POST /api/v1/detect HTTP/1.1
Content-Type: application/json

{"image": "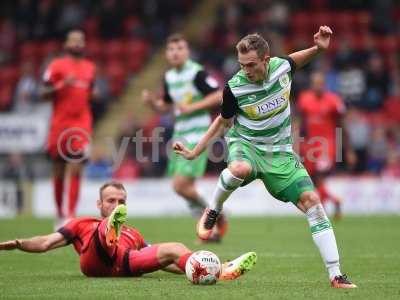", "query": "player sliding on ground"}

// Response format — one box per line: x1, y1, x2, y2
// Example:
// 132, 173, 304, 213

174, 26, 356, 288
0, 181, 256, 280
